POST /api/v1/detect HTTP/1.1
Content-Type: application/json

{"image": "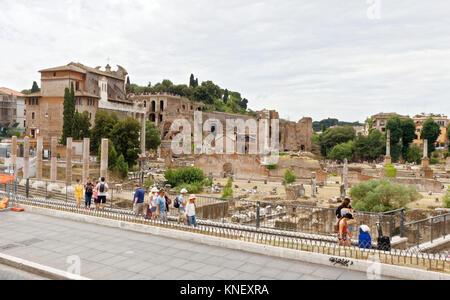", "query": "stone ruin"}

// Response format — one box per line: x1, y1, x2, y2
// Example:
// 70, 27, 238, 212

284, 184, 306, 200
